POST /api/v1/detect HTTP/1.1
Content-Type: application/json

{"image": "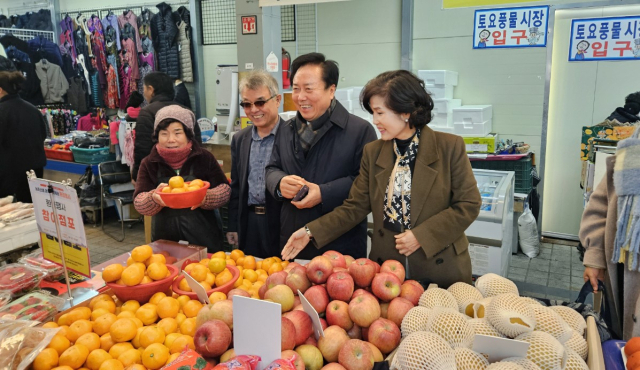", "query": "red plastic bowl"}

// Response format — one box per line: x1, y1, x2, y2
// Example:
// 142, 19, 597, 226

156, 181, 210, 209
172, 264, 240, 299
106, 264, 179, 303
